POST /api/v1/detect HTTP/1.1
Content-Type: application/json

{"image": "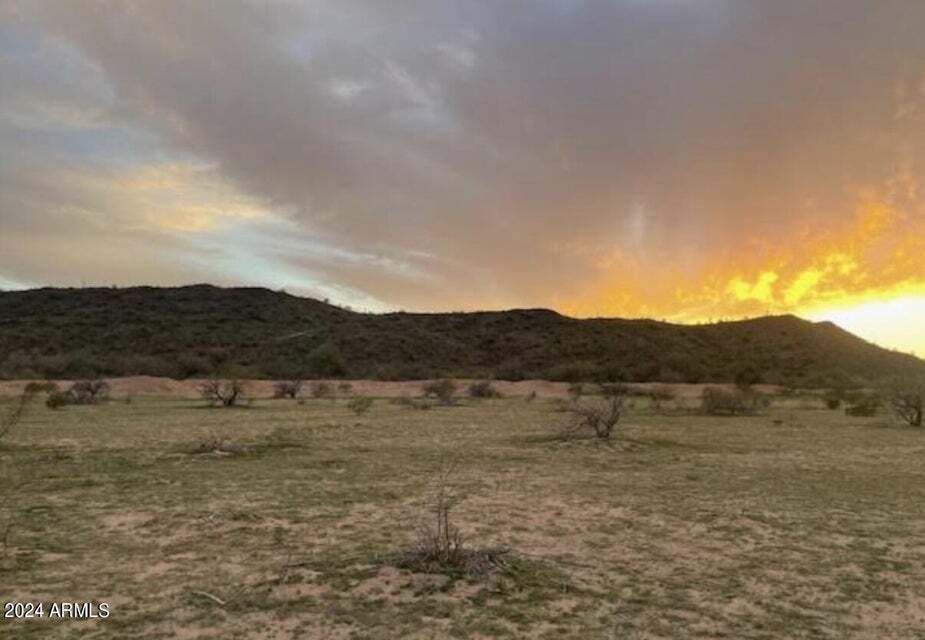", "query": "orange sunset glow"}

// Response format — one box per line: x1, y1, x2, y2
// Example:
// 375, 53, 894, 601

1, 1, 924, 355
